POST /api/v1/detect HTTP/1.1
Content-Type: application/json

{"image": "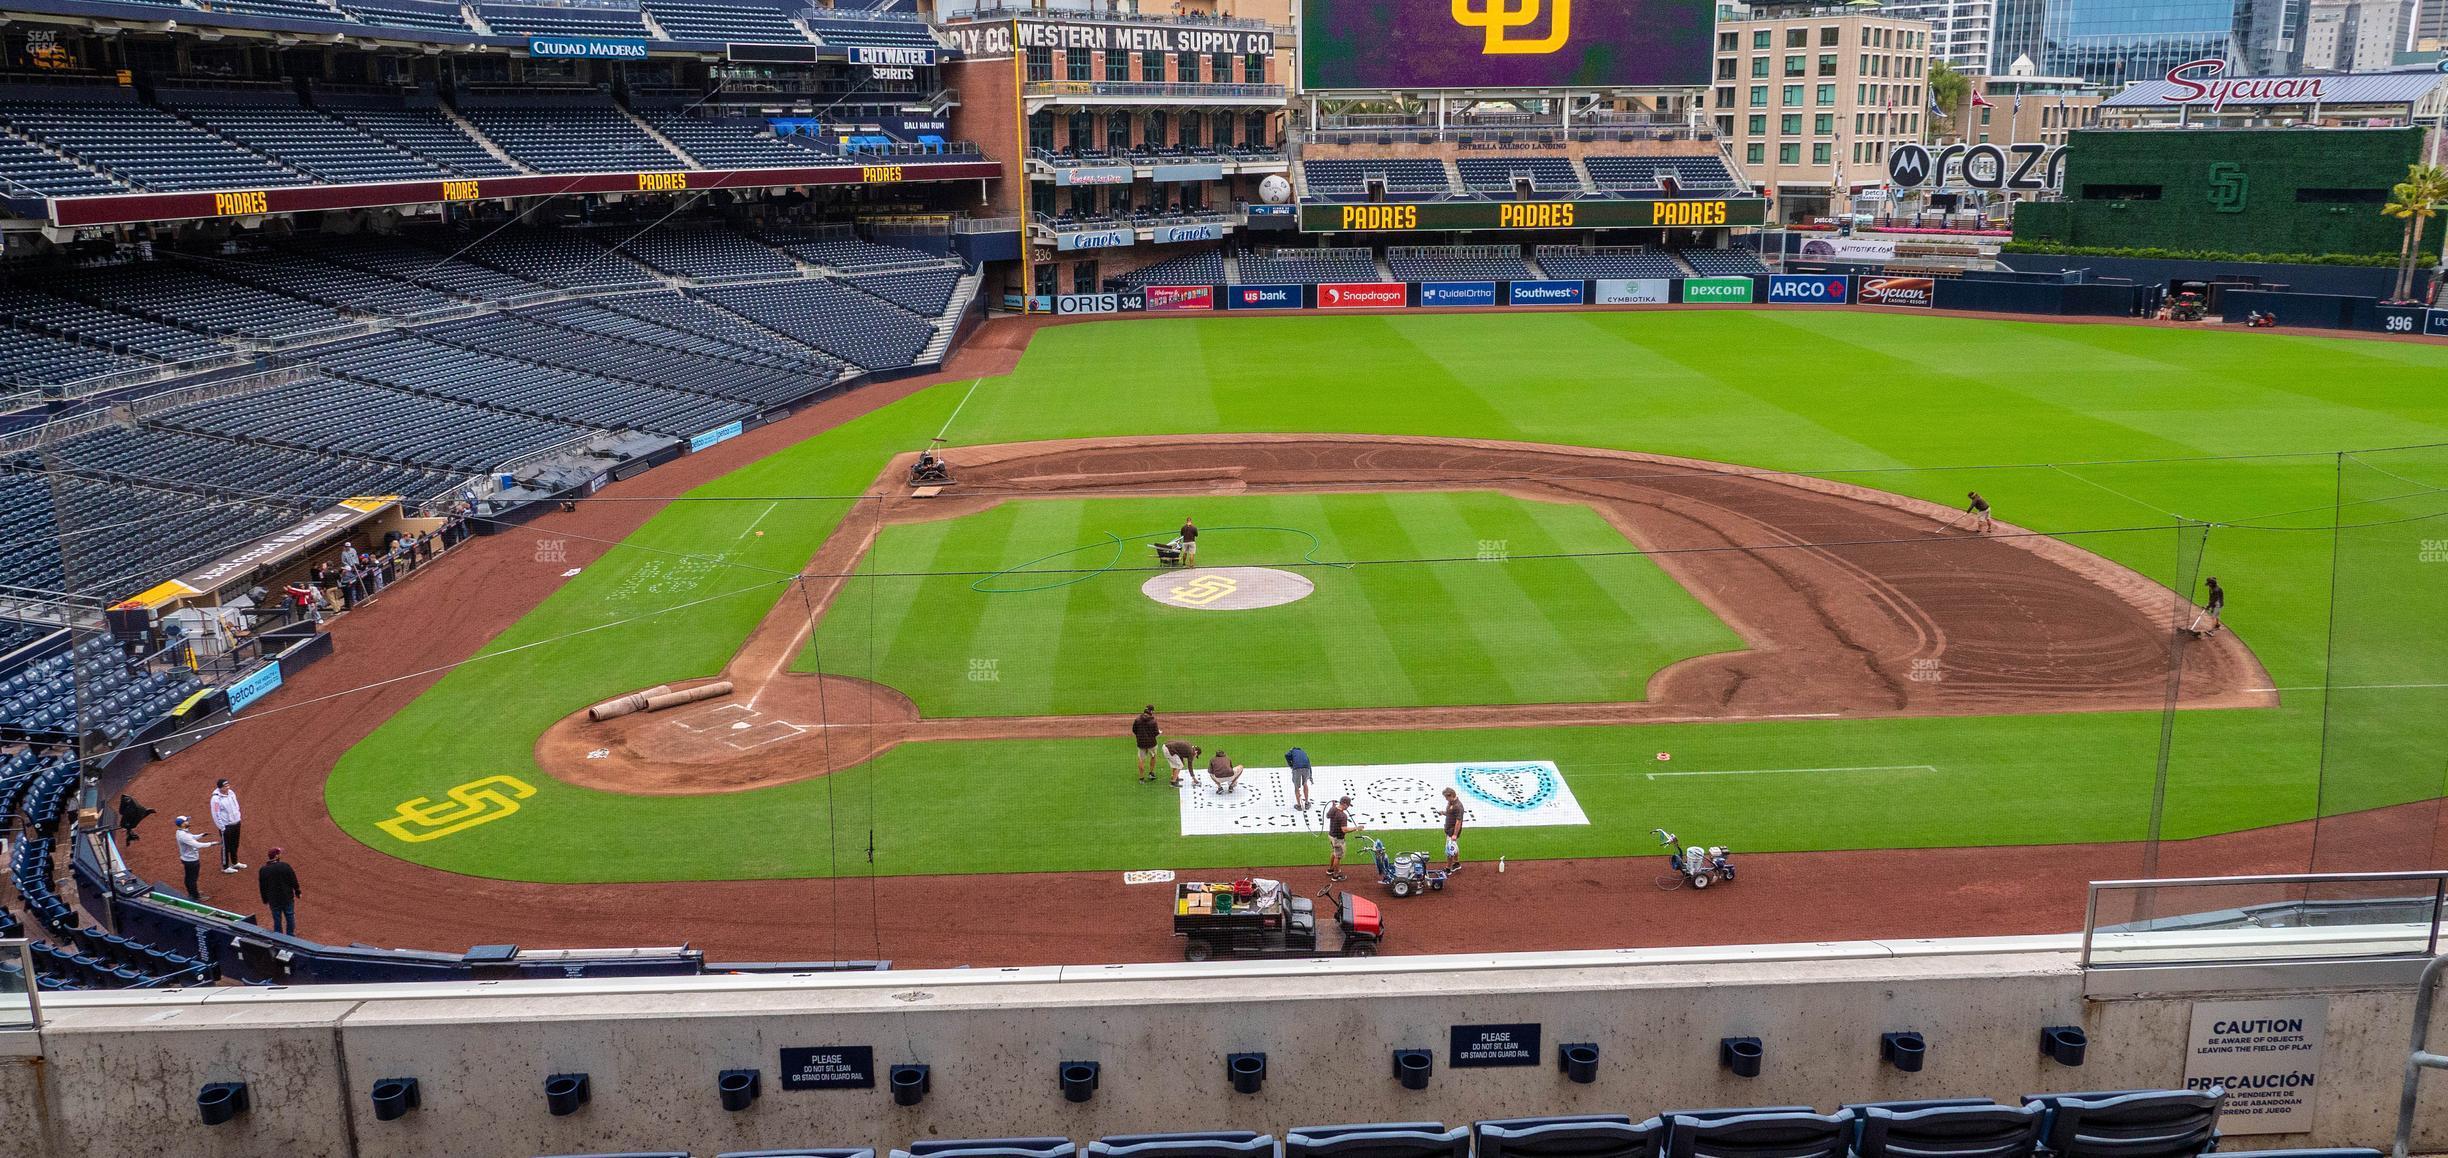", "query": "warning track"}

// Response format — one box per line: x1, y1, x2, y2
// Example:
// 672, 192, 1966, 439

539, 432, 2273, 796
